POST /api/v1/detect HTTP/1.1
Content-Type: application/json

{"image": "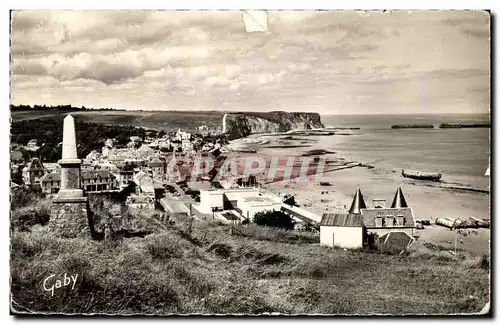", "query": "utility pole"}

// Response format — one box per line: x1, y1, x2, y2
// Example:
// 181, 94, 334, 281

454, 227, 457, 255
452, 219, 458, 255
